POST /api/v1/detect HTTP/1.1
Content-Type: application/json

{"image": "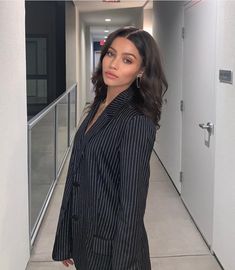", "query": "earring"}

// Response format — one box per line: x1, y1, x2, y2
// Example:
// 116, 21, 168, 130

136, 74, 142, 88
